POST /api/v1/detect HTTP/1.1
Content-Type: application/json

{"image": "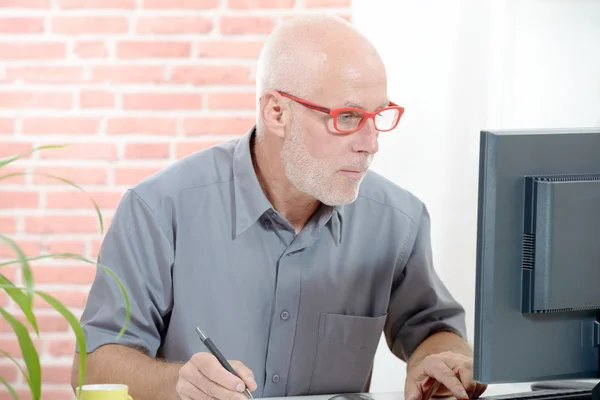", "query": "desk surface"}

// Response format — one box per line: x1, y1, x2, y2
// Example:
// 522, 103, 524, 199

263, 381, 598, 400
263, 383, 533, 400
